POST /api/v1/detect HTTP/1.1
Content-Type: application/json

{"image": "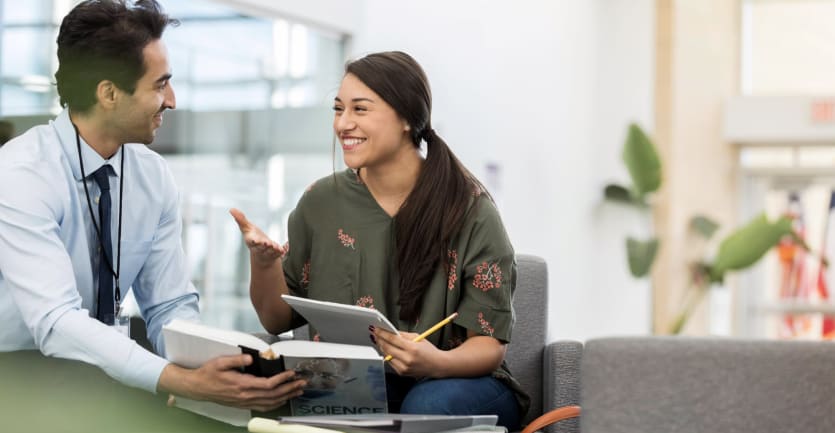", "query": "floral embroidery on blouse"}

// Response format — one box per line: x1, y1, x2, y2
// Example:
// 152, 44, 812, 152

337, 229, 356, 249
355, 295, 375, 309
477, 312, 495, 336
447, 249, 458, 290
473, 261, 503, 291
301, 259, 311, 287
